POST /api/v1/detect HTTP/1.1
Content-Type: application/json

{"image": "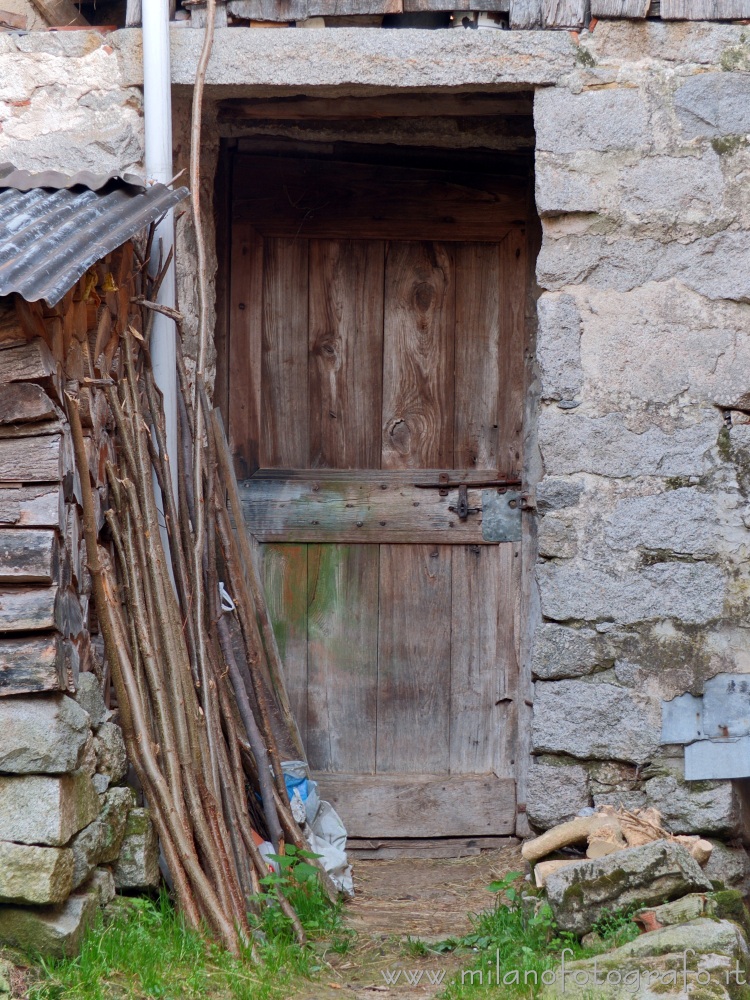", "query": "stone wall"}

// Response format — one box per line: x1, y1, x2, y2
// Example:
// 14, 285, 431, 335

527, 21, 750, 891
2, 20, 750, 878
